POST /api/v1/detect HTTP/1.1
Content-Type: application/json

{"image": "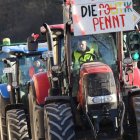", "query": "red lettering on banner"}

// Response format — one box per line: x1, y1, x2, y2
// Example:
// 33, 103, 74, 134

99, 4, 110, 16
120, 14, 125, 27
92, 14, 125, 31
99, 4, 104, 16
108, 6, 116, 11
104, 4, 110, 15
112, 15, 119, 28
99, 17, 105, 30
104, 16, 112, 29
